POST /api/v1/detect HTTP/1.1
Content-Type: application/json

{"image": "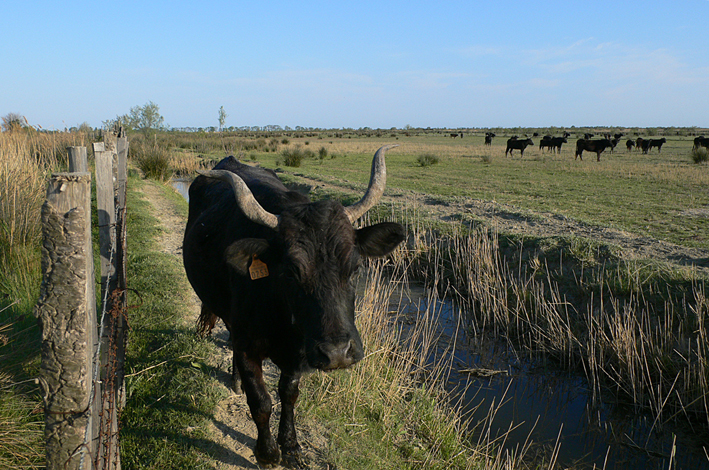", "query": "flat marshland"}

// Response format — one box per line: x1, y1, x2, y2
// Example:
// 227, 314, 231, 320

2, 127, 708, 469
